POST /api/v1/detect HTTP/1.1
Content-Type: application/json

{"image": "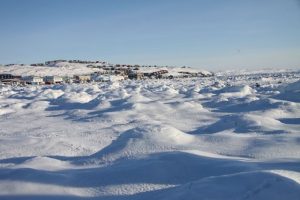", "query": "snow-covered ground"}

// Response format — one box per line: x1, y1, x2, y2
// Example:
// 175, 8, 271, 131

0, 69, 300, 199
